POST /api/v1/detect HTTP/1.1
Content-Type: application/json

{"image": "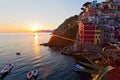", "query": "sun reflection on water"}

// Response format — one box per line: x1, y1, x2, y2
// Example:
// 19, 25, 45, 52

33, 33, 40, 57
